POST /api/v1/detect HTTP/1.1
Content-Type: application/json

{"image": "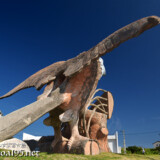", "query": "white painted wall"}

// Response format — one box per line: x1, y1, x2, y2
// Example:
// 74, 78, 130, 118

108, 131, 121, 153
